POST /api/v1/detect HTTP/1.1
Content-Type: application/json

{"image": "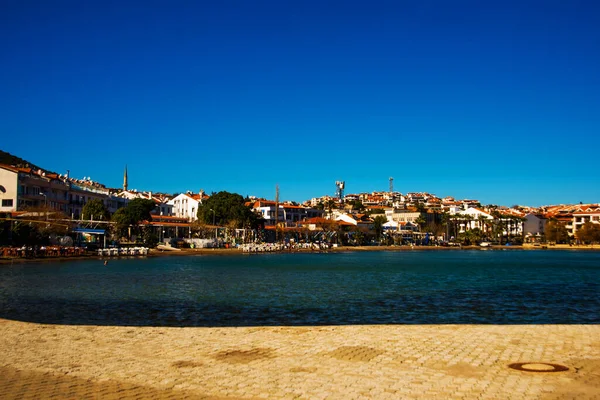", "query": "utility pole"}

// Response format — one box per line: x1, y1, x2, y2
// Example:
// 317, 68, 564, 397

275, 184, 279, 242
